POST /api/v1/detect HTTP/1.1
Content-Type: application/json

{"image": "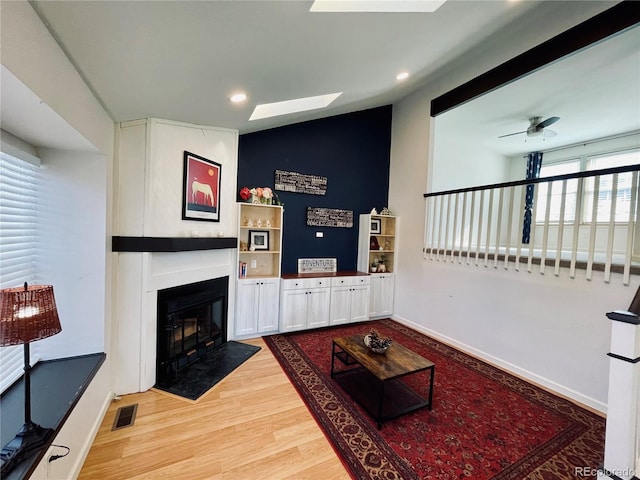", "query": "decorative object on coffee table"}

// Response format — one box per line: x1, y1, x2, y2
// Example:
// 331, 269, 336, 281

364, 328, 392, 354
